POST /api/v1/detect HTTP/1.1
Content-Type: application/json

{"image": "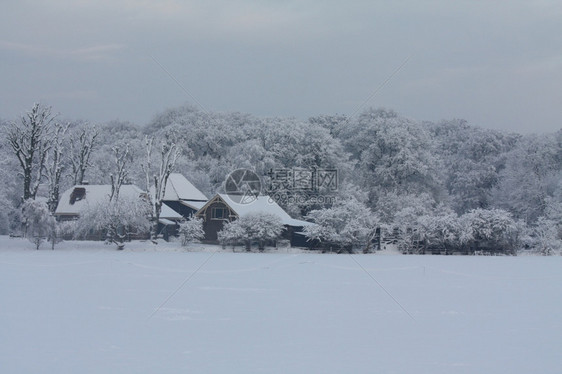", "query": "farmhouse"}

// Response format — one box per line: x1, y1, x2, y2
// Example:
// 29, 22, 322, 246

158, 173, 208, 218
54, 176, 312, 246
195, 193, 313, 247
